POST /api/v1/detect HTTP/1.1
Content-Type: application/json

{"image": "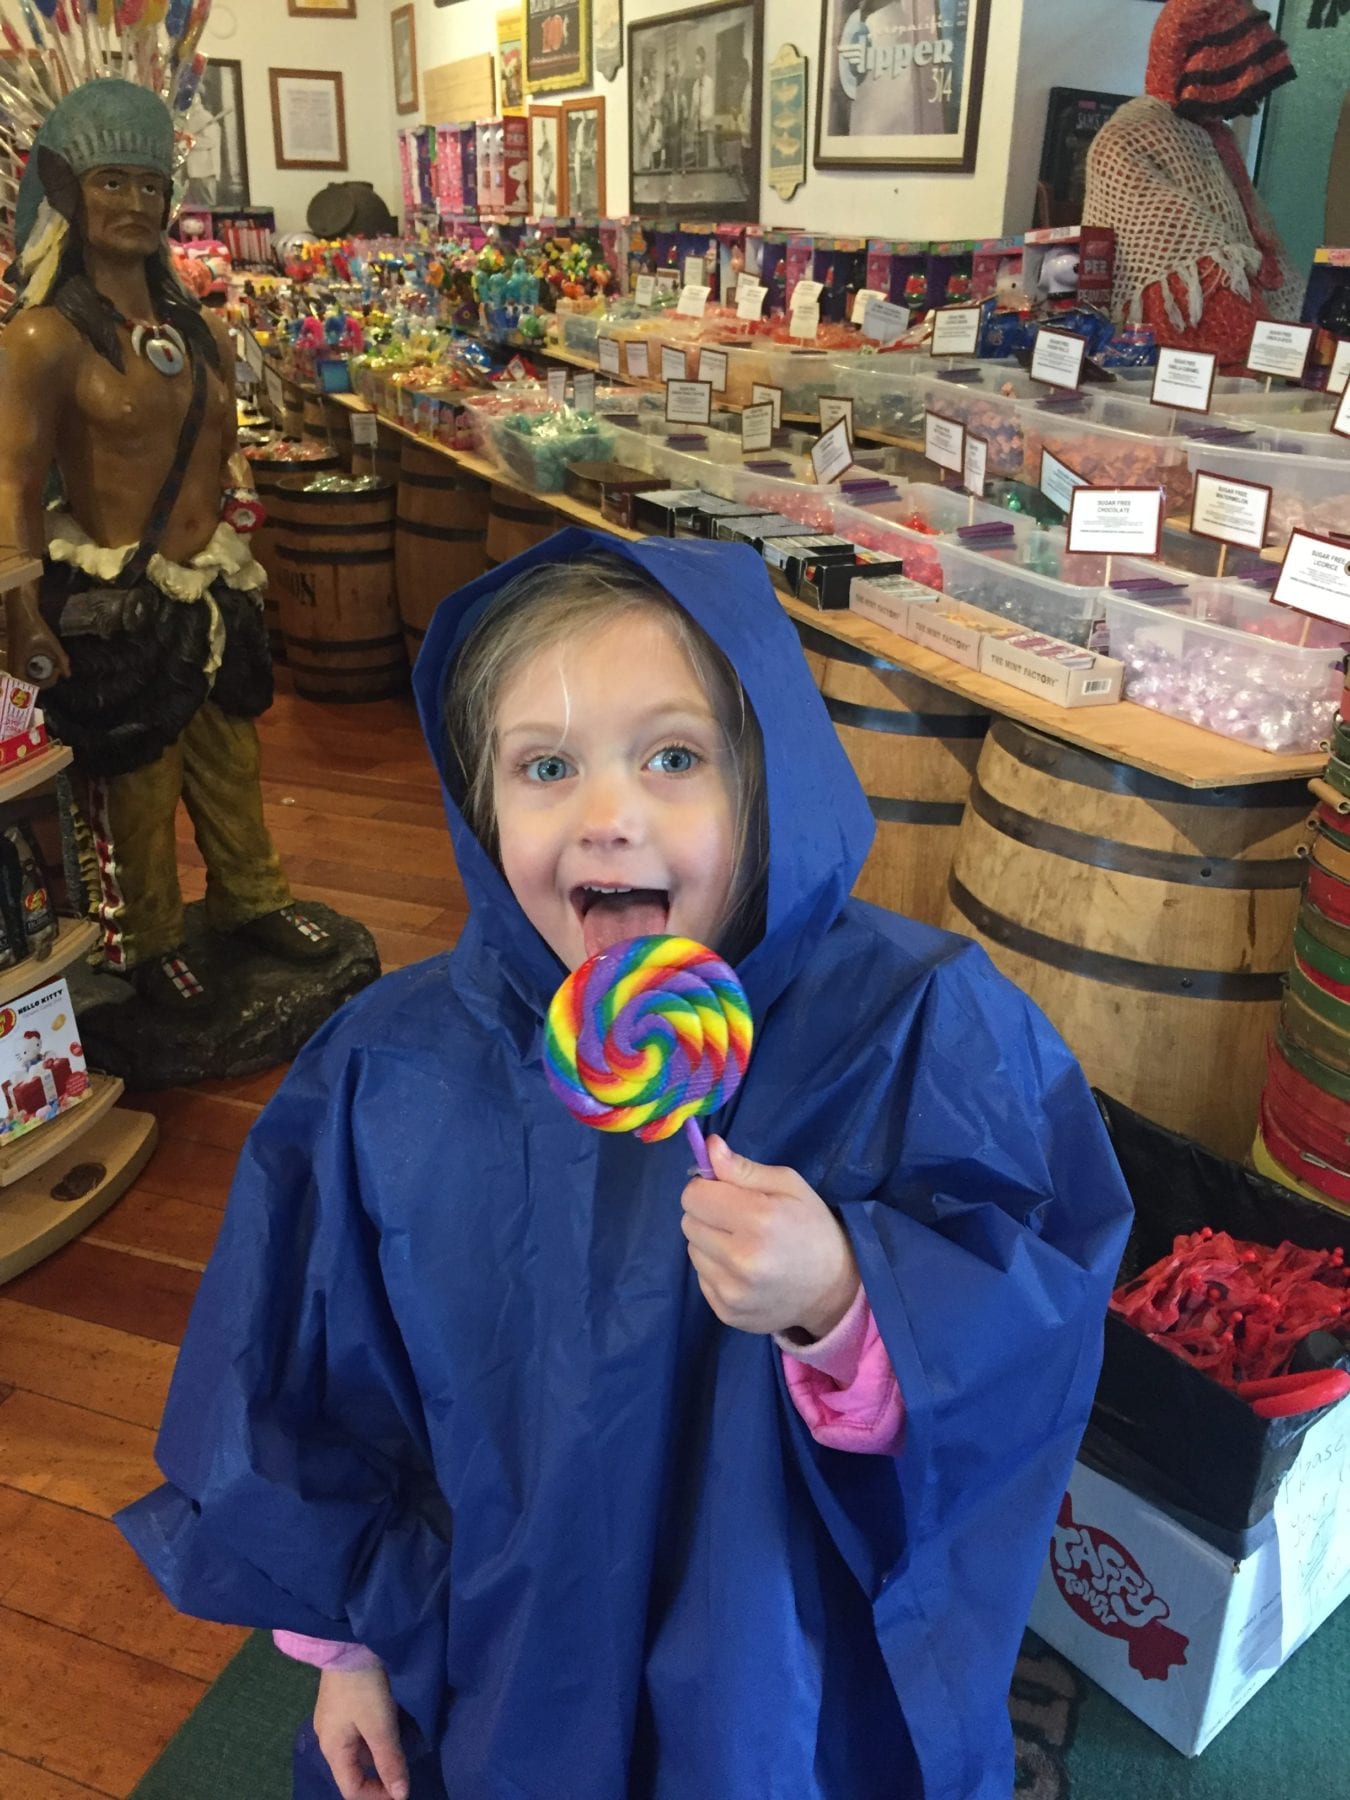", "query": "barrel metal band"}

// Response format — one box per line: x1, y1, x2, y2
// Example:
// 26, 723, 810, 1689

293, 668, 409, 700
870, 794, 966, 826
946, 872, 1284, 1001
400, 469, 477, 492
990, 718, 1308, 811
825, 694, 989, 738
395, 516, 486, 543
968, 779, 1305, 890
490, 498, 554, 525
276, 546, 392, 566
793, 619, 906, 673
277, 518, 391, 538
283, 631, 405, 654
